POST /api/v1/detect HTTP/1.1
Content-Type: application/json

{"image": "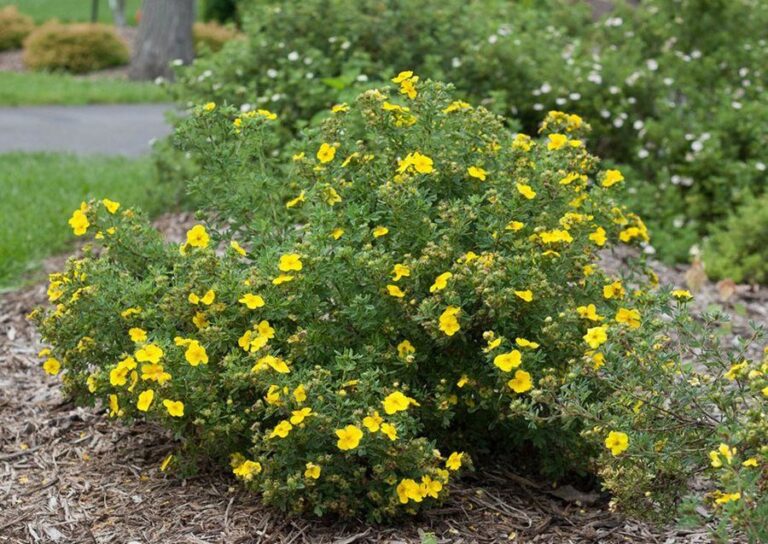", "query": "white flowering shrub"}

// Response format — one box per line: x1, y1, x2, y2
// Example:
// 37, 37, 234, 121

34, 79, 767, 535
